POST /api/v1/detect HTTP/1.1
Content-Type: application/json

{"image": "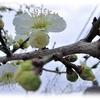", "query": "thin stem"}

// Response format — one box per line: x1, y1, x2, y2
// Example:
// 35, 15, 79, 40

12, 37, 29, 53
0, 29, 12, 56
53, 56, 79, 72
20, 37, 29, 48
42, 68, 66, 74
